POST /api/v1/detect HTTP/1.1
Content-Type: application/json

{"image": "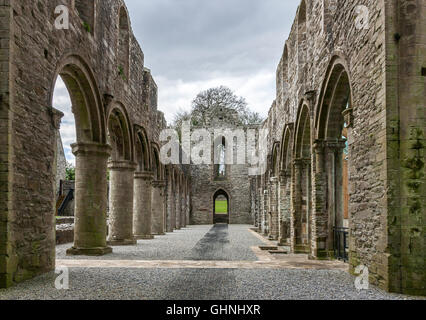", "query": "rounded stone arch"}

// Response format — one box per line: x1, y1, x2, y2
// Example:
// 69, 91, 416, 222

292, 99, 313, 253
313, 55, 353, 255
212, 188, 231, 224
151, 142, 164, 180
117, 5, 131, 81
50, 54, 106, 144
280, 124, 294, 173
294, 101, 312, 159
134, 126, 150, 172
106, 102, 133, 162
315, 55, 353, 140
